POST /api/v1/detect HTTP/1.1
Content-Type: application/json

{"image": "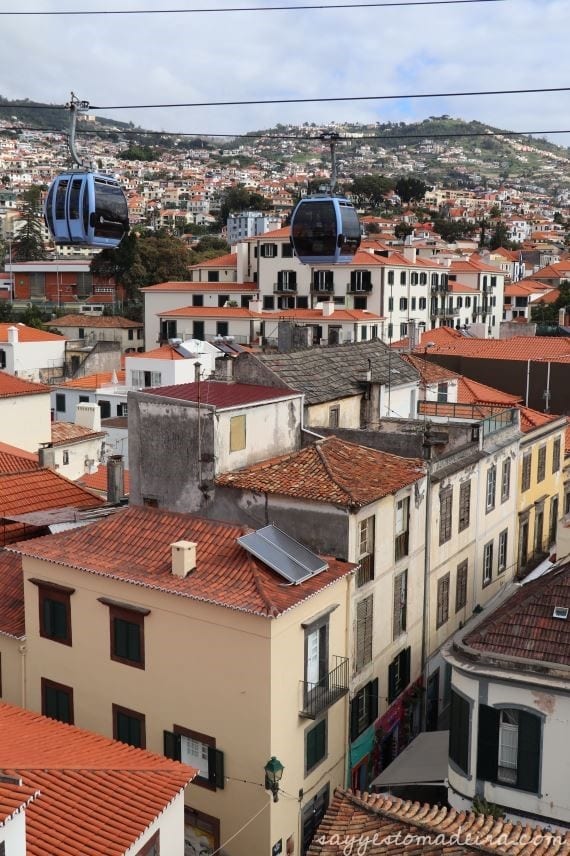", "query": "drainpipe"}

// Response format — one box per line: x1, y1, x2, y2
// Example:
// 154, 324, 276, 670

420, 455, 432, 732
525, 359, 530, 407
544, 362, 551, 413
19, 642, 27, 708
